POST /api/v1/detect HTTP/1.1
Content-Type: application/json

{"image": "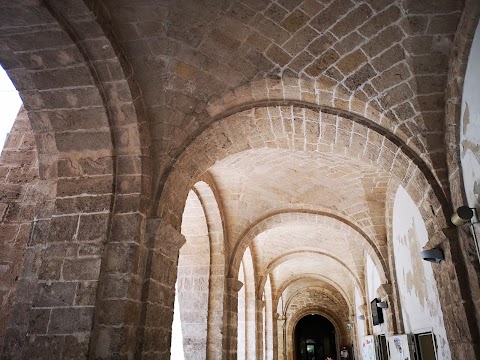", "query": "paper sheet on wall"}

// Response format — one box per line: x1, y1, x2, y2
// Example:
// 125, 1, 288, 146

362, 335, 375, 360
388, 334, 412, 360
